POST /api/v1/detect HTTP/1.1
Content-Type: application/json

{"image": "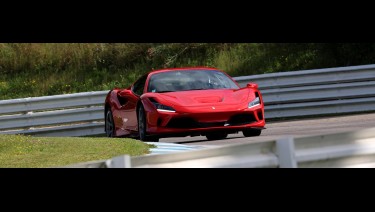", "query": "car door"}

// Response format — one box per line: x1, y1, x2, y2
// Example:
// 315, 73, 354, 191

120, 74, 148, 132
